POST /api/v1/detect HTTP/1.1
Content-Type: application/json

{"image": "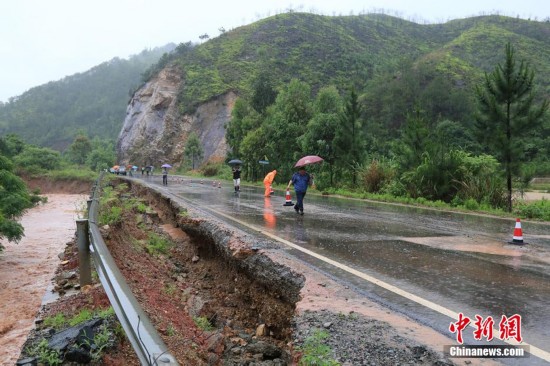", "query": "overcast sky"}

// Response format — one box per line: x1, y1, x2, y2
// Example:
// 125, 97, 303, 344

1, 0, 549, 102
